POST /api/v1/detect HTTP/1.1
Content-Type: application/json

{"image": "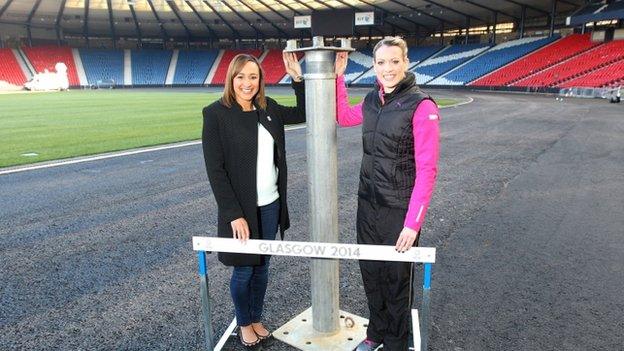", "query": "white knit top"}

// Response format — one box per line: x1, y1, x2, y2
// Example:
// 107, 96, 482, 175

256, 122, 279, 206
